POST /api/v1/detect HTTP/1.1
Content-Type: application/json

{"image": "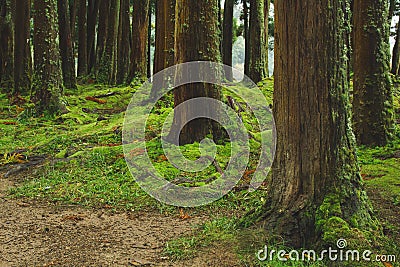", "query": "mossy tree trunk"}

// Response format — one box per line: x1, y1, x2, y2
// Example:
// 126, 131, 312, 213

173, 0, 222, 145
98, 0, 120, 84
57, 0, 77, 89
13, 0, 32, 95
87, 0, 100, 74
33, 0, 63, 115
252, 0, 377, 248
77, 0, 88, 77
353, 0, 394, 147
128, 0, 149, 83
222, 0, 234, 81
249, 0, 267, 83
116, 0, 131, 84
